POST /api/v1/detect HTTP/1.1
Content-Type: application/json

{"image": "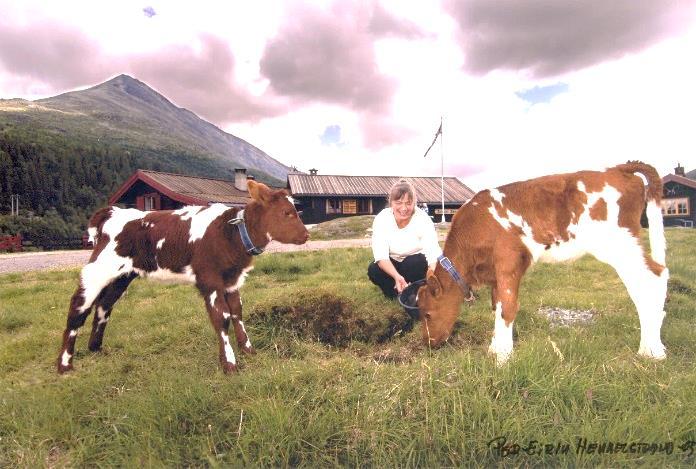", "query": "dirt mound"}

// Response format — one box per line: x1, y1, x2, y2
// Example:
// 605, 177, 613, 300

249, 288, 412, 347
